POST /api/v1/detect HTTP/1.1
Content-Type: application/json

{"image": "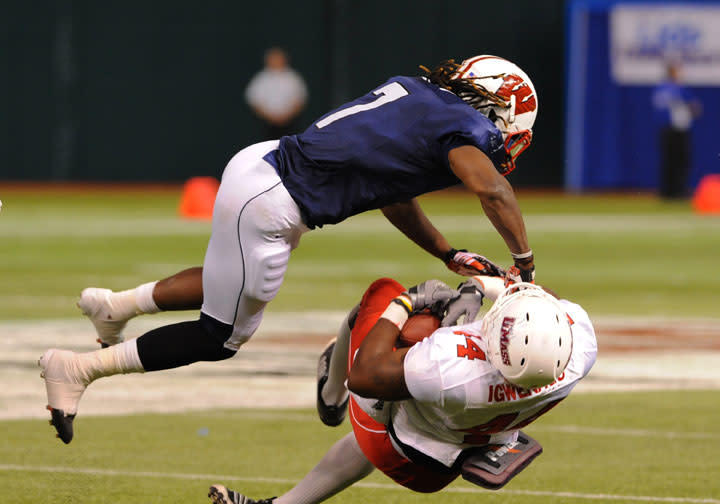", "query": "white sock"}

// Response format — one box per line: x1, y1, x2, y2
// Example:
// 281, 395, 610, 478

102, 281, 159, 321
321, 305, 356, 406
134, 281, 160, 314
72, 339, 145, 385
274, 432, 374, 504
